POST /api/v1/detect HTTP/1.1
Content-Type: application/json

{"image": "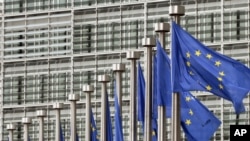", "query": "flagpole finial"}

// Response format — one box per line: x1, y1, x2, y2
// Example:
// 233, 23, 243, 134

142, 38, 156, 47
126, 51, 140, 60
113, 63, 126, 72
98, 75, 110, 82
7, 123, 16, 131
22, 117, 32, 124
36, 110, 47, 117
68, 94, 80, 101
169, 5, 185, 16
82, 85, 94, 93
53, 102, 64, 109
155, 23, 170, 33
